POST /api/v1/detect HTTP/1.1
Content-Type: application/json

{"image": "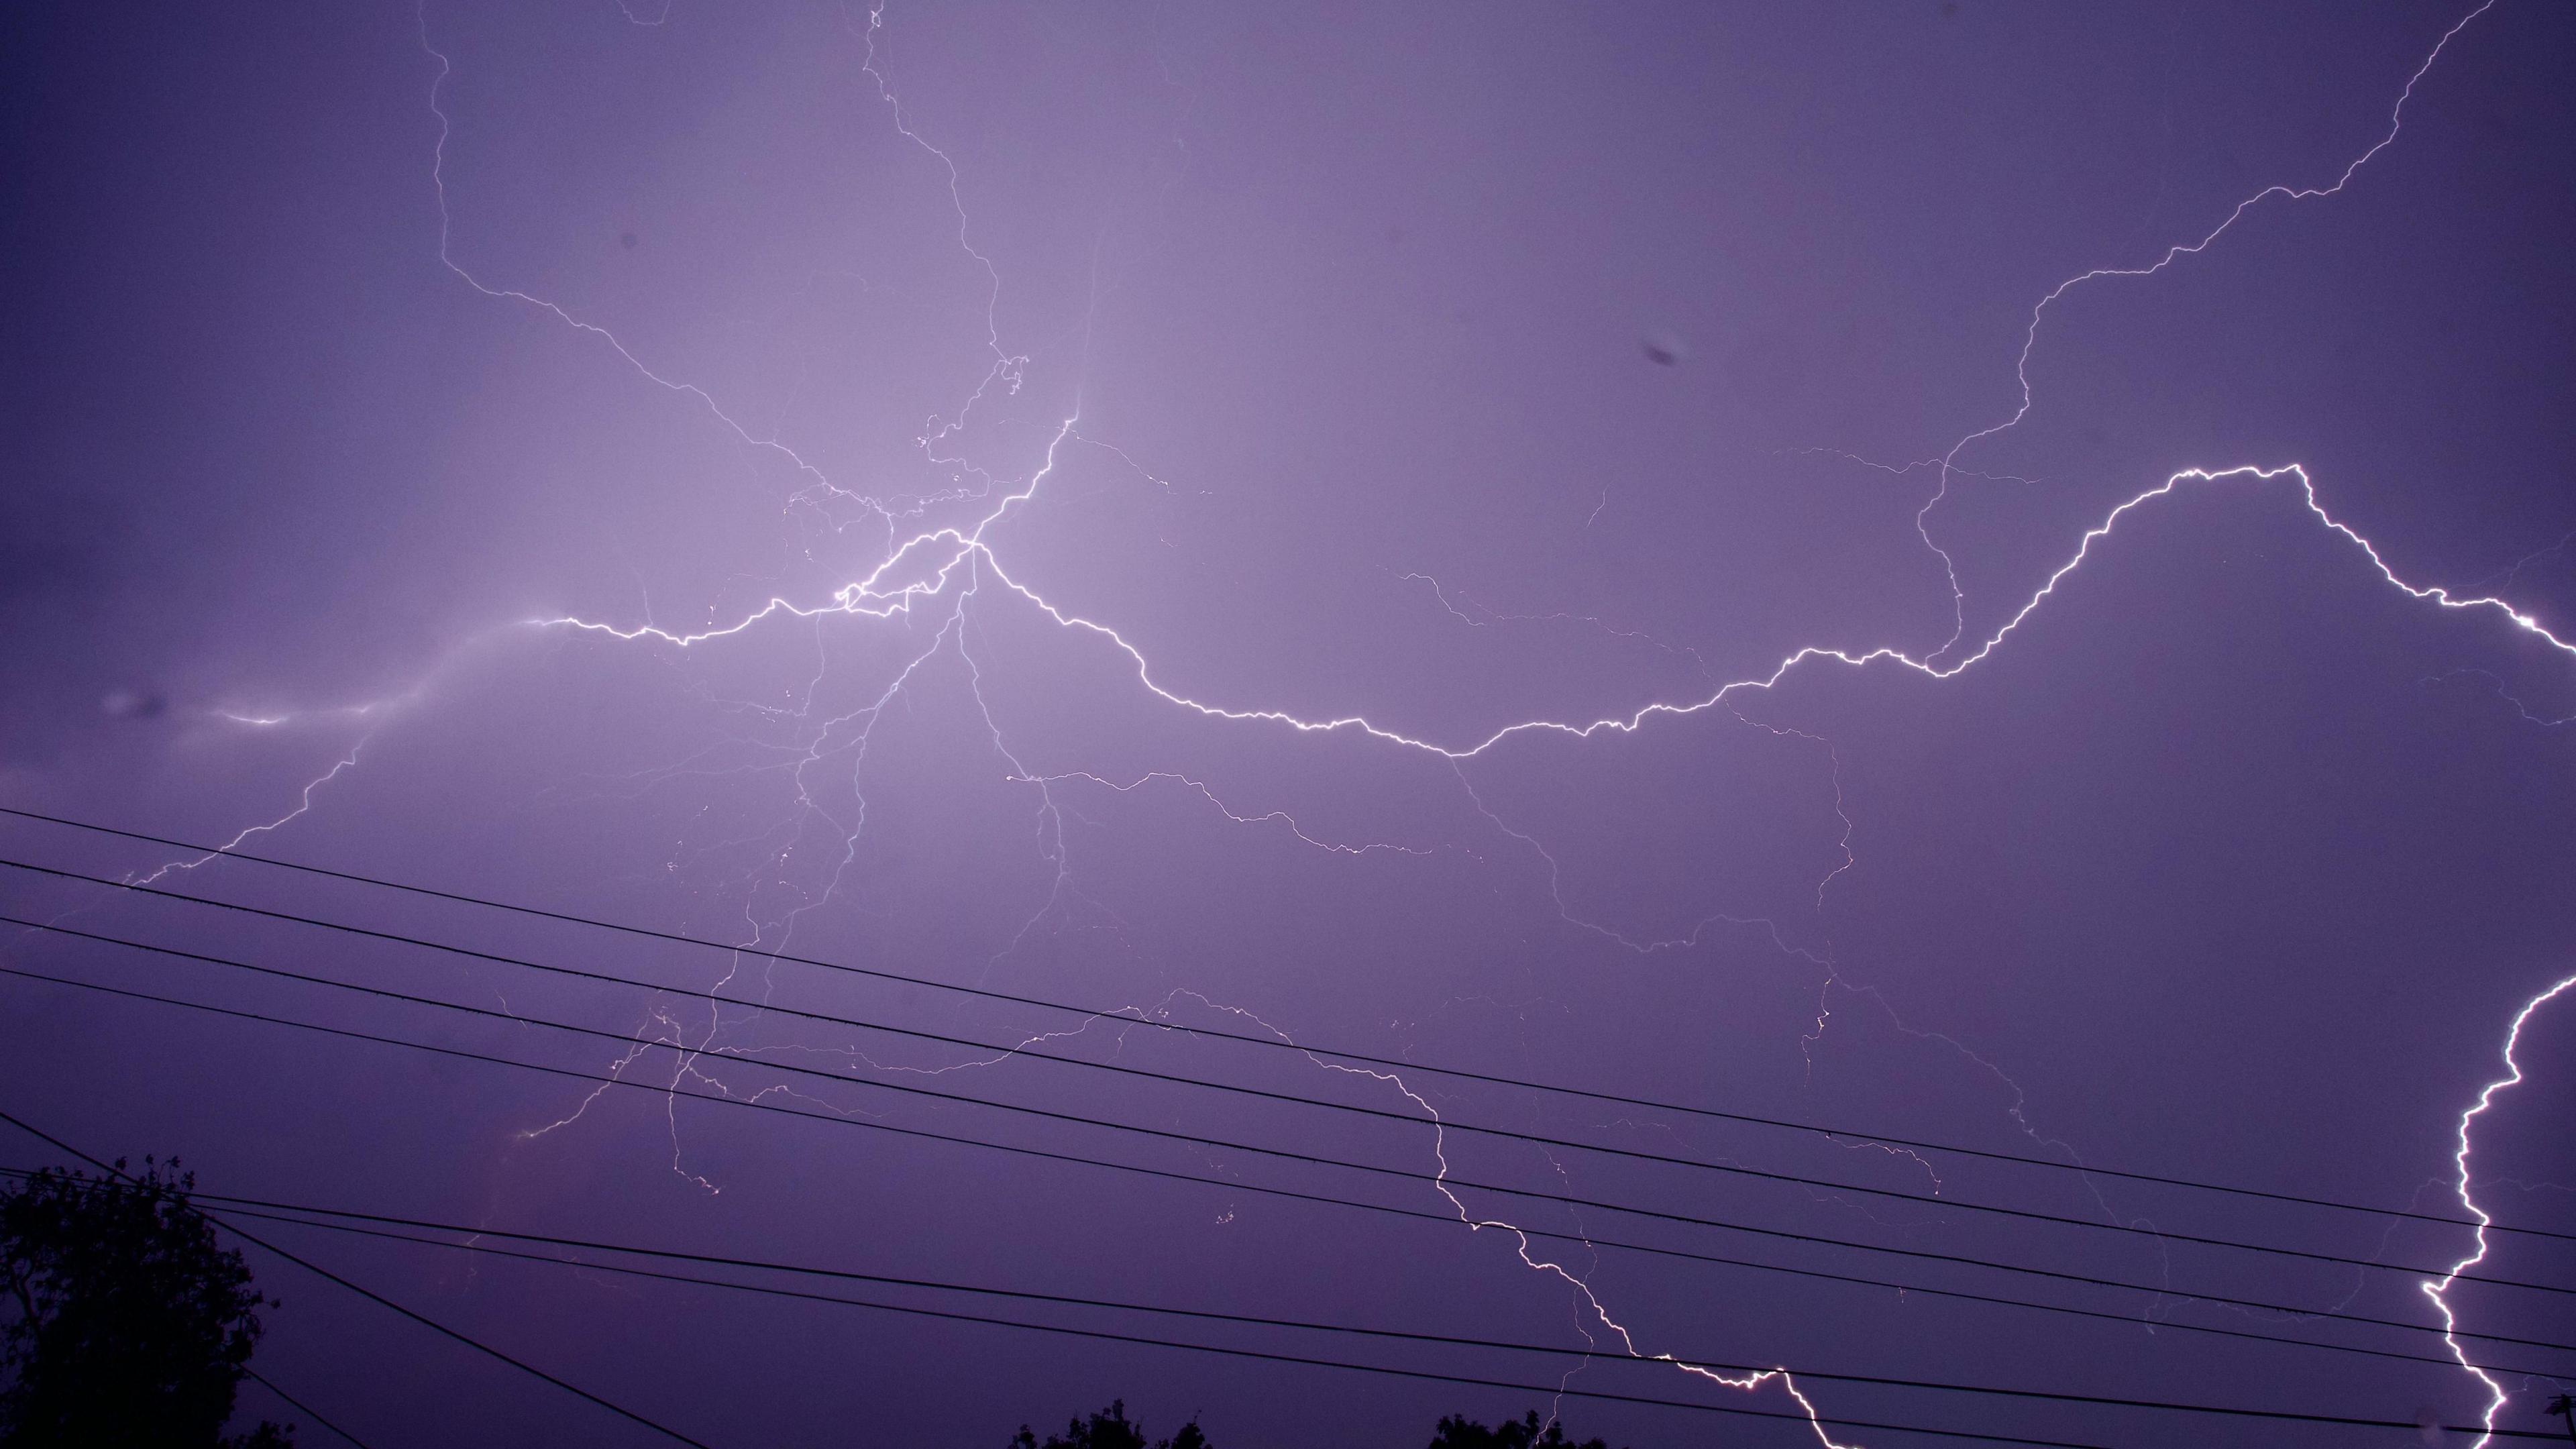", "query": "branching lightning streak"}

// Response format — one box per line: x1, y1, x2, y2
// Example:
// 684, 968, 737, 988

1393, 571, 1723, 691
1011, 770, 1430, 857
19, 693, 409, 928
2423, 973, 2576, 1448
117, 741, 369, 890
562, 459, 2574, 750
418, 9, 852, 506
1149, 994, 1861, 1448
853, 1, 1024, 402
2421, 667, 2576, 727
